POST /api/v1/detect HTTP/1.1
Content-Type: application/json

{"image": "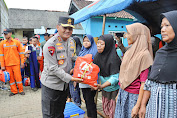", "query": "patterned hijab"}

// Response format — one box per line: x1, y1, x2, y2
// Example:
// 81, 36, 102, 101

119, 23, 153, 90
93, 34, 121, 77
78, 35, 97, 59
148, 10, 177, 83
